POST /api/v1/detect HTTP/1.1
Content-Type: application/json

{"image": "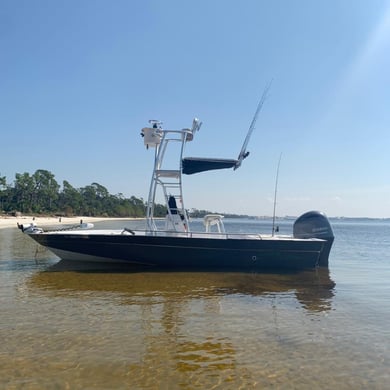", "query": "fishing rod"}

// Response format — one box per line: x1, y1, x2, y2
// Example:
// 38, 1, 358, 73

272, 153, 282, 236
